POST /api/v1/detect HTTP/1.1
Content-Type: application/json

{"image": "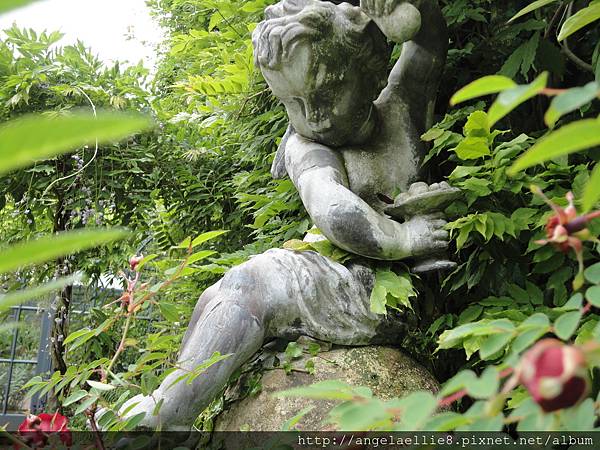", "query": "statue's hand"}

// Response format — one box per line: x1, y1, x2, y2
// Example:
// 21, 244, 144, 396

404, 213, 449, 258
360, 1, 422, 43
361, 0, 405, 17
